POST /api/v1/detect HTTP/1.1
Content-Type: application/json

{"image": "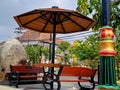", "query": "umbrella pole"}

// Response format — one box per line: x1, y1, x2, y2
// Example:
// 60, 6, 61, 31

51, 12, 57, 89
49, 33, 52, 61
52, 32, 56, 64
